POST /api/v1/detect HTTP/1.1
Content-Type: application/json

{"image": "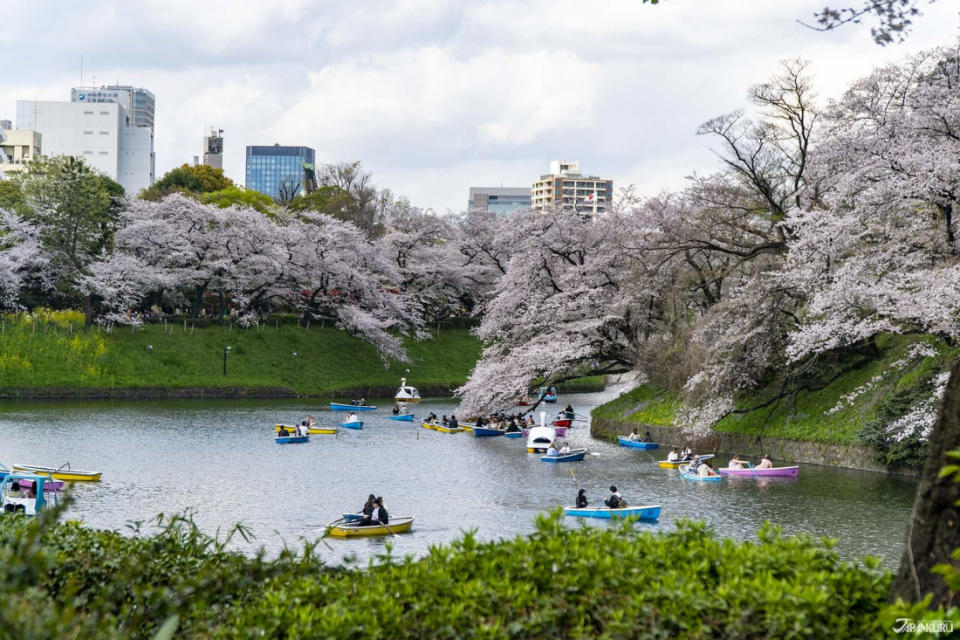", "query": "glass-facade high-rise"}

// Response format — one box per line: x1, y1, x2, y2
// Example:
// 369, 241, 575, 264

245, 144, 316, 200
